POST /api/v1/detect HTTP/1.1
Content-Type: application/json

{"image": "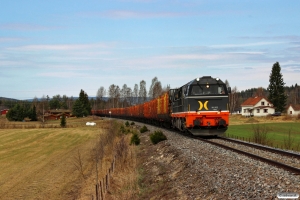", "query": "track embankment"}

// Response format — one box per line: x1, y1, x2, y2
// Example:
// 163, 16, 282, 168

136, 122, 300, 199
